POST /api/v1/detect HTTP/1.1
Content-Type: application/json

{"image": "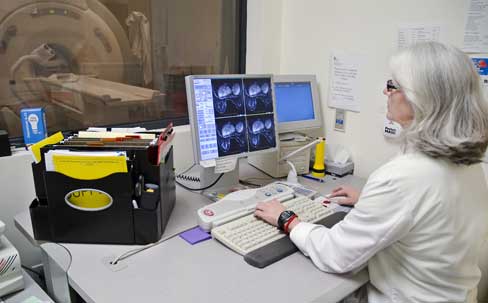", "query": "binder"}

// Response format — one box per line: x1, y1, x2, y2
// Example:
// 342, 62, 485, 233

28, 124, 176, 245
